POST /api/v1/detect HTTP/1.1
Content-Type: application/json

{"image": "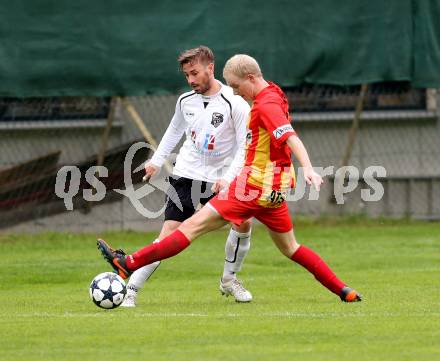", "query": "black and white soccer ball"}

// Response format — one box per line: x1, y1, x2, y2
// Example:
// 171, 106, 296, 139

89, 272, 127, 309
